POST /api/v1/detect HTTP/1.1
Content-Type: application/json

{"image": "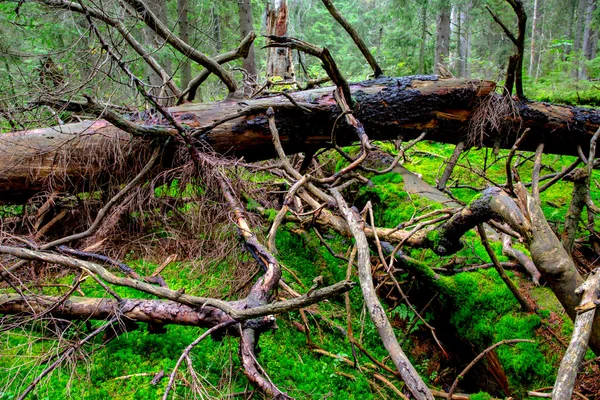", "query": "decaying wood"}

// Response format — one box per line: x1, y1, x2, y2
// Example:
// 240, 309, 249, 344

332, 188, 434, 400
502, 233, 541, 285
3, 76, 600, 203
0, 245, 355, 321
552, 268, 600, 399
430, 185, 600, 355
447, 339, 534, 399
